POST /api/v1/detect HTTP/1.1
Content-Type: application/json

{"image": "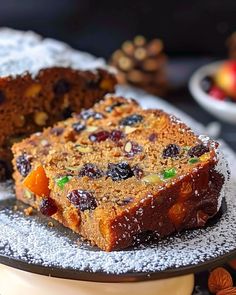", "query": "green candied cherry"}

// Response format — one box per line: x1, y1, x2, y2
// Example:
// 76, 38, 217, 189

56, 176, 72, 189
162, 168, 177, 179
188, 157, 199, 164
